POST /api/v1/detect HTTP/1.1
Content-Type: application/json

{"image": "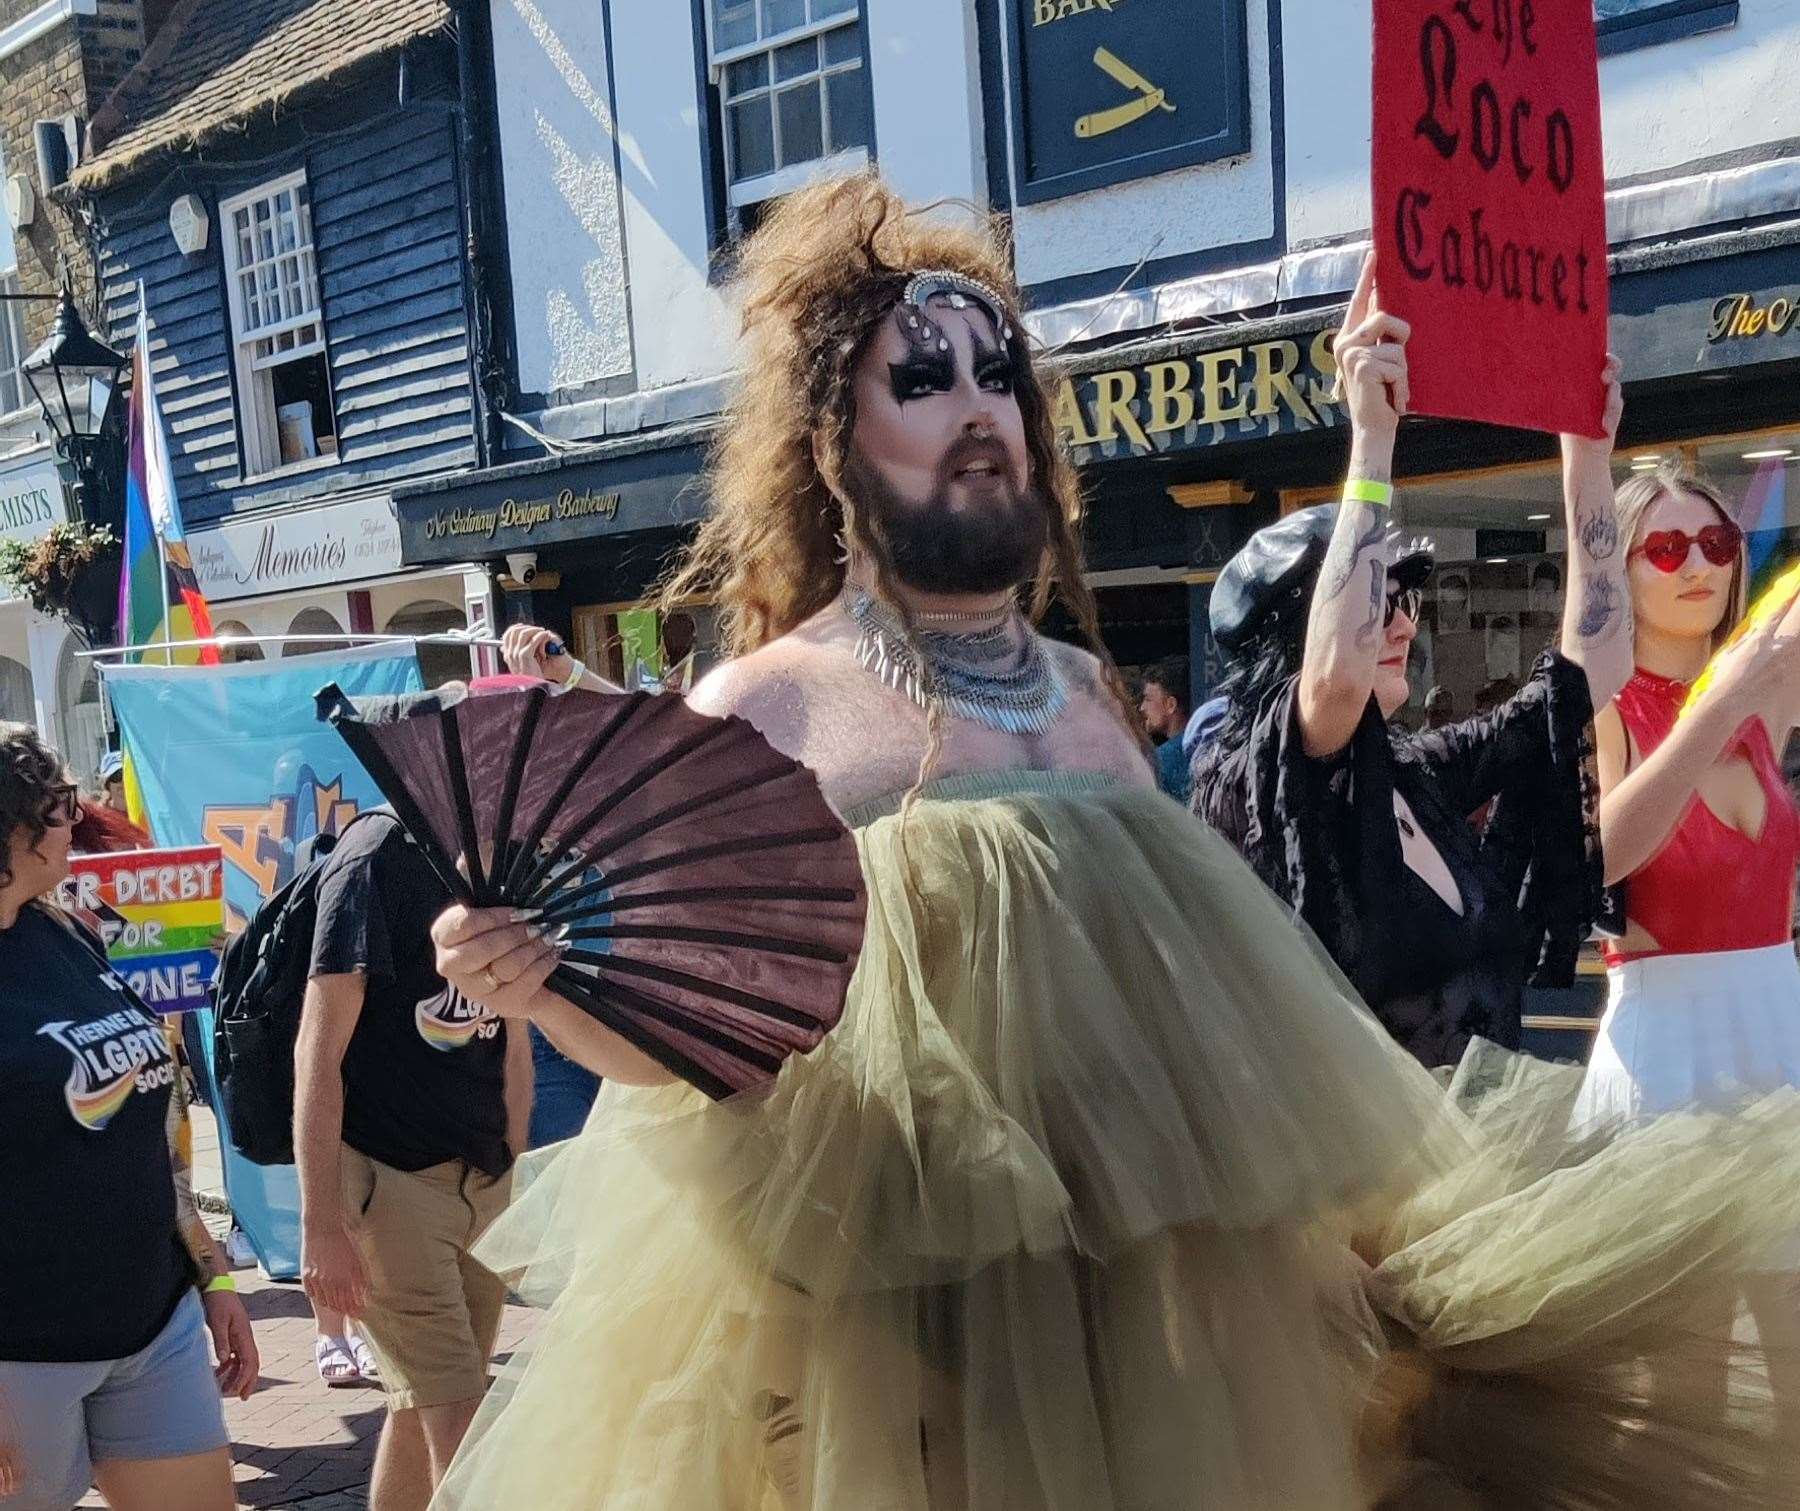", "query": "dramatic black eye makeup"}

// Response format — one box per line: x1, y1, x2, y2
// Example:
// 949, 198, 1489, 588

886, 301, 1017, 406
971, 332, 1017, 394
888, 349, 956, 405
